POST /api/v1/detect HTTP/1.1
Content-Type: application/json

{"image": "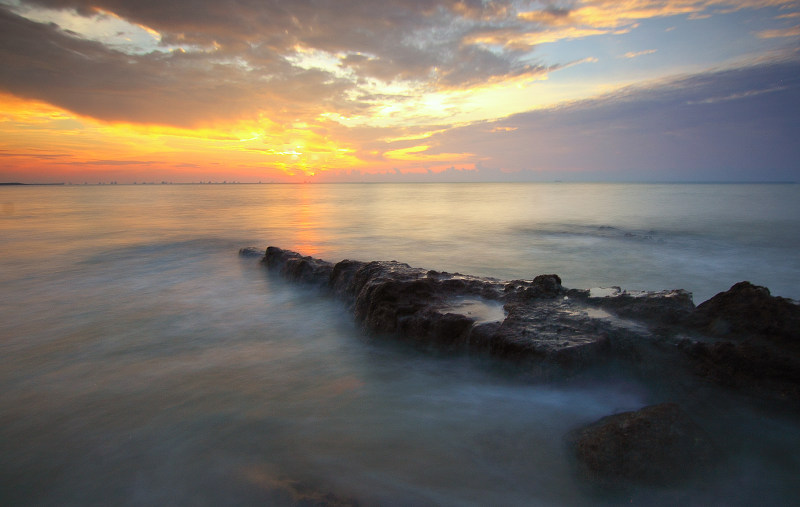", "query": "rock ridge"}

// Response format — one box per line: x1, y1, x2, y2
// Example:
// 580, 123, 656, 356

247, 246, 799, 394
